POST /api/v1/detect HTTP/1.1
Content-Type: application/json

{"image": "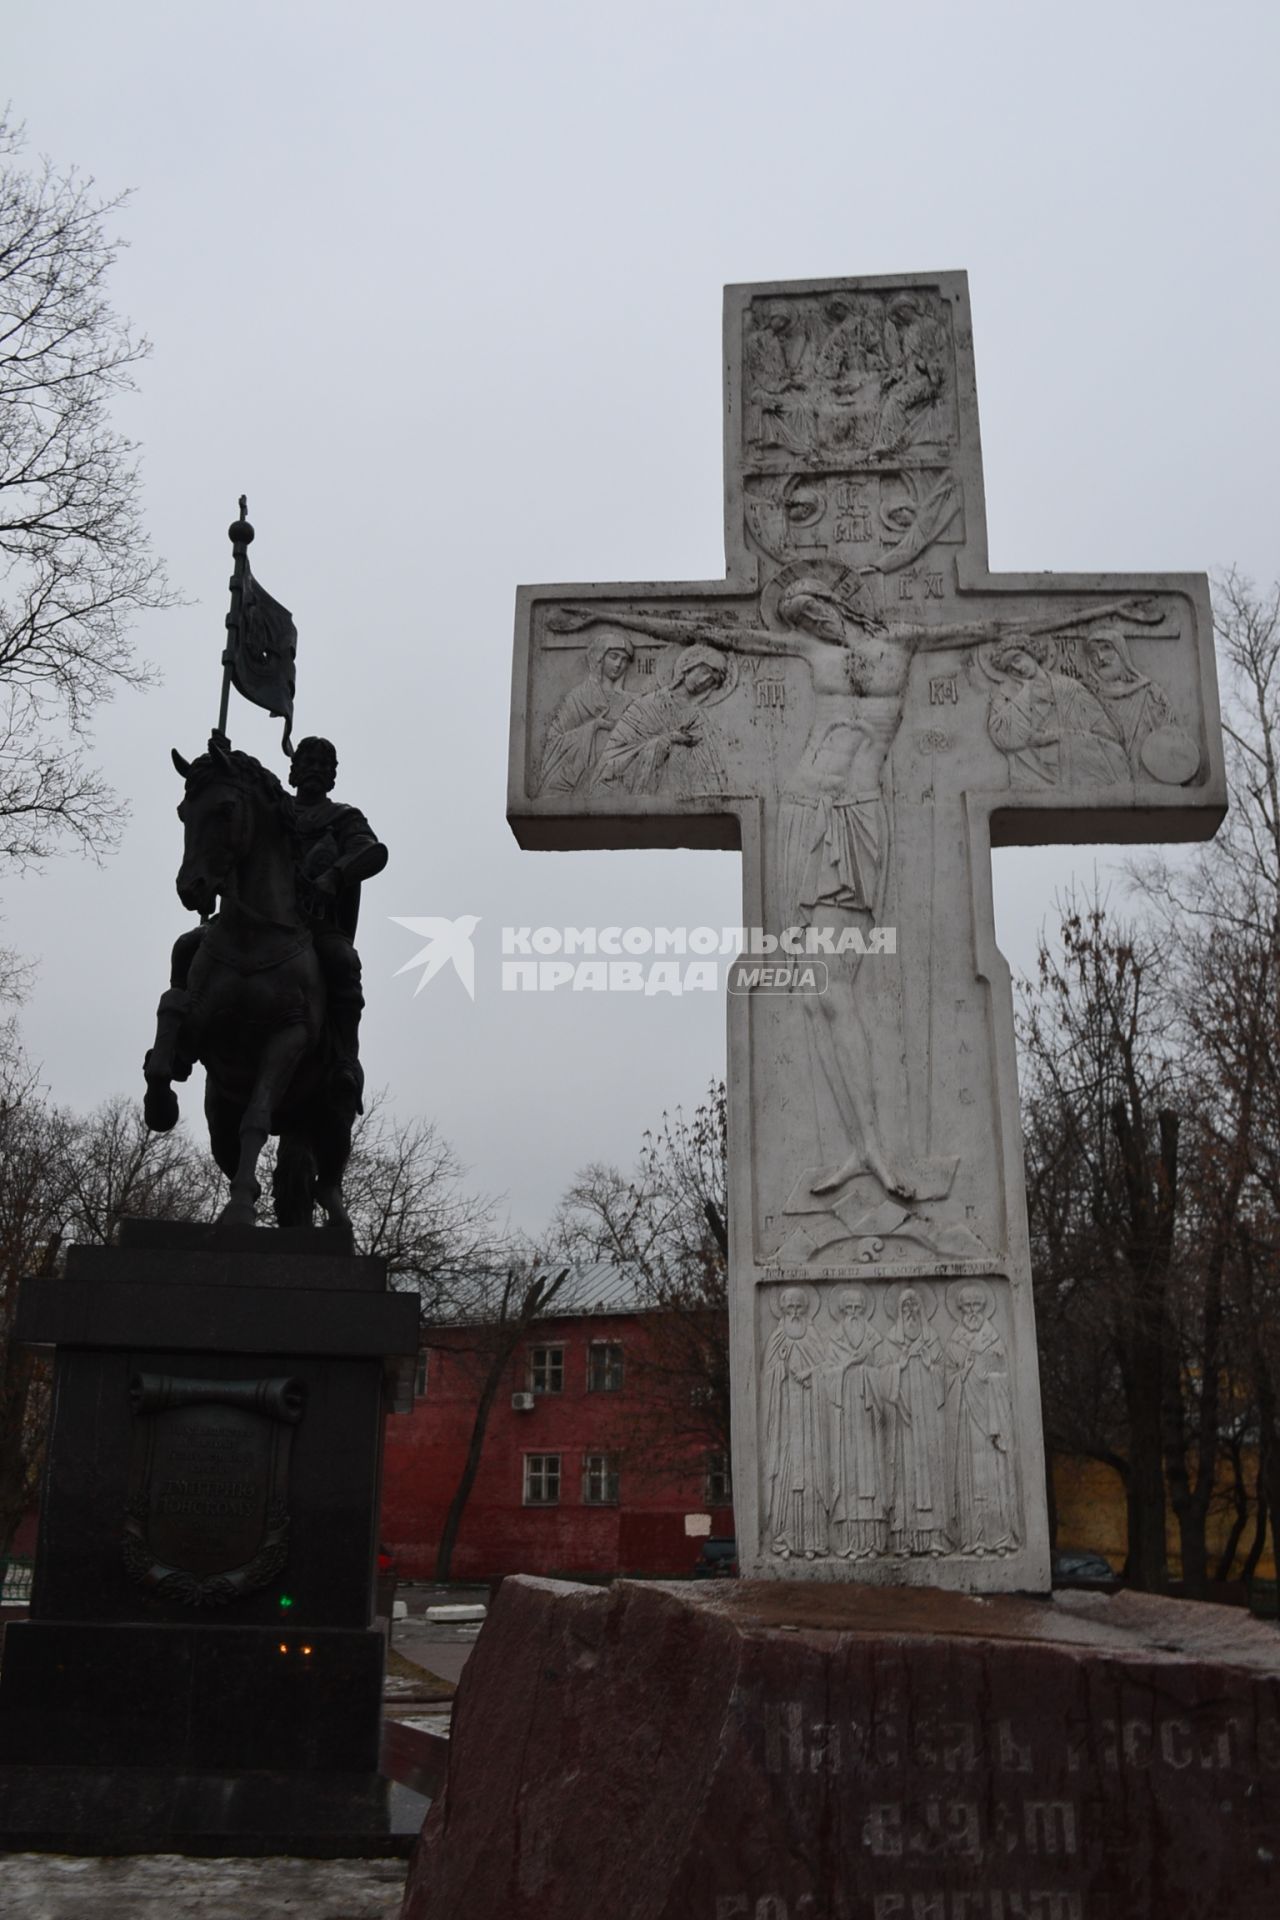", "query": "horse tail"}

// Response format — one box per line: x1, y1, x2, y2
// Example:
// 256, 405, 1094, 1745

273, 1131, 317, 1229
